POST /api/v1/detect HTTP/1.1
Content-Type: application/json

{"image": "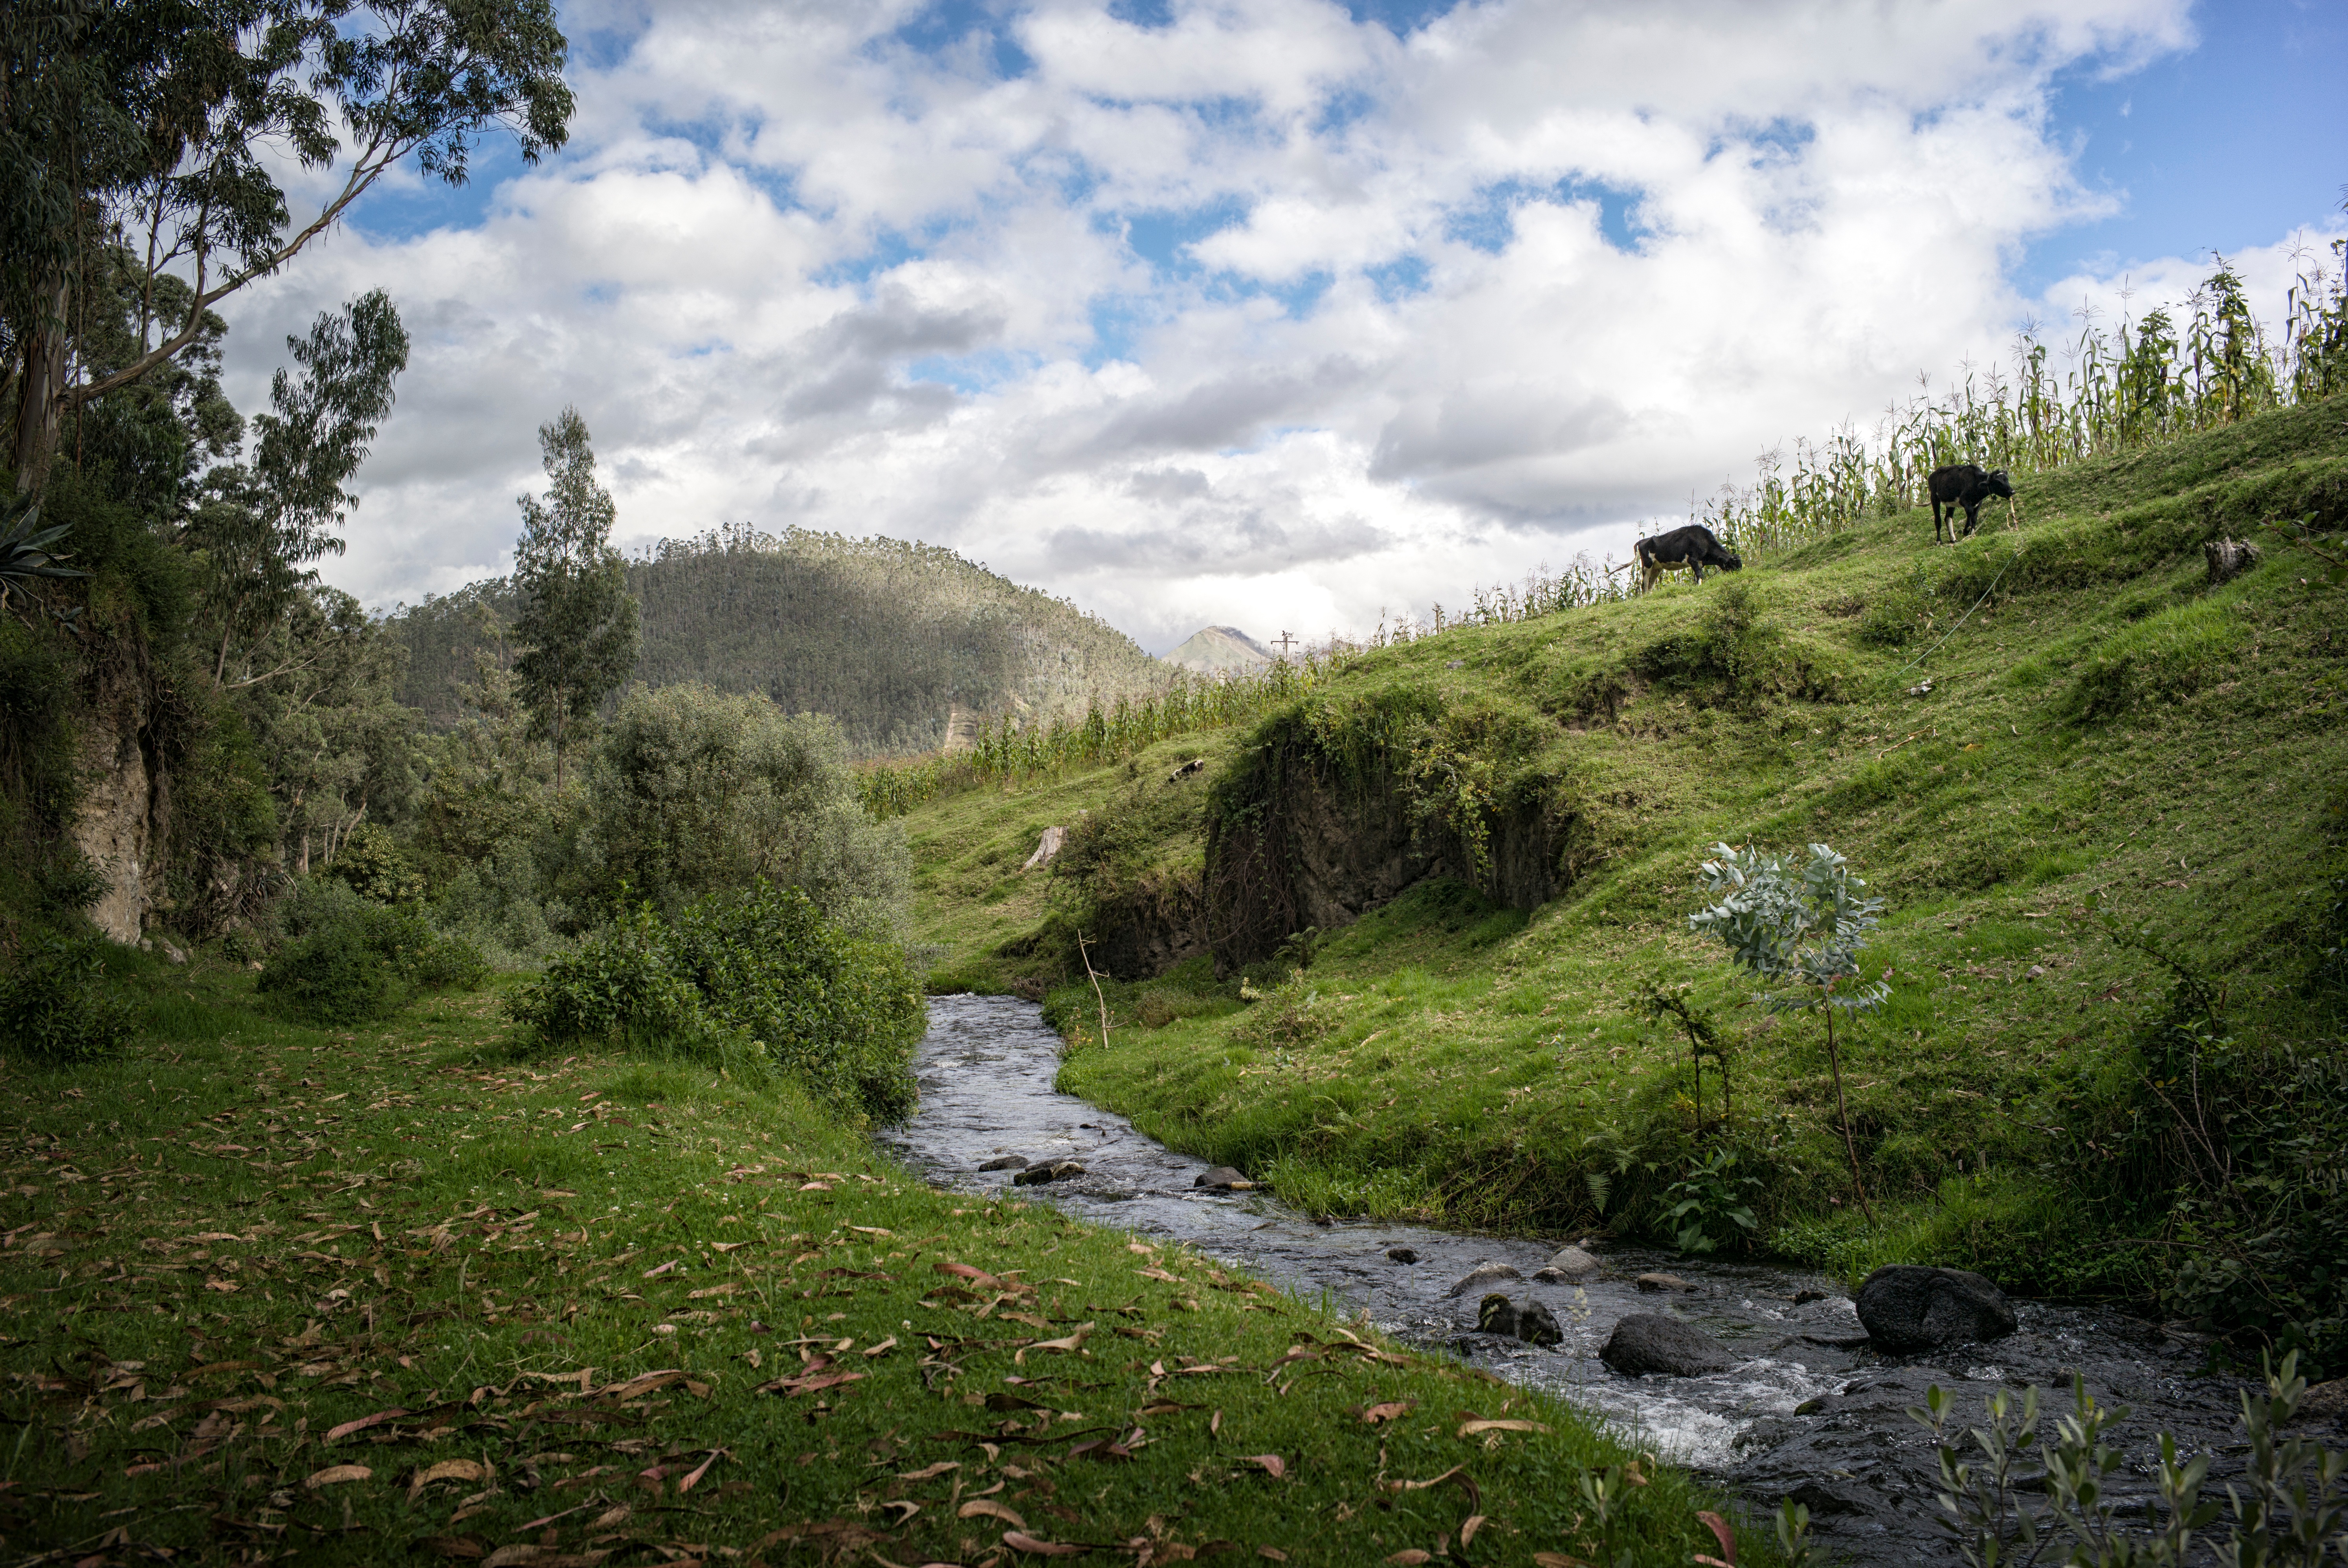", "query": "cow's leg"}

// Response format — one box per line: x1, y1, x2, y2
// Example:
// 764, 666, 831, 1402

1691, 562, 1705, 584
1963, 501, 1980, 538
